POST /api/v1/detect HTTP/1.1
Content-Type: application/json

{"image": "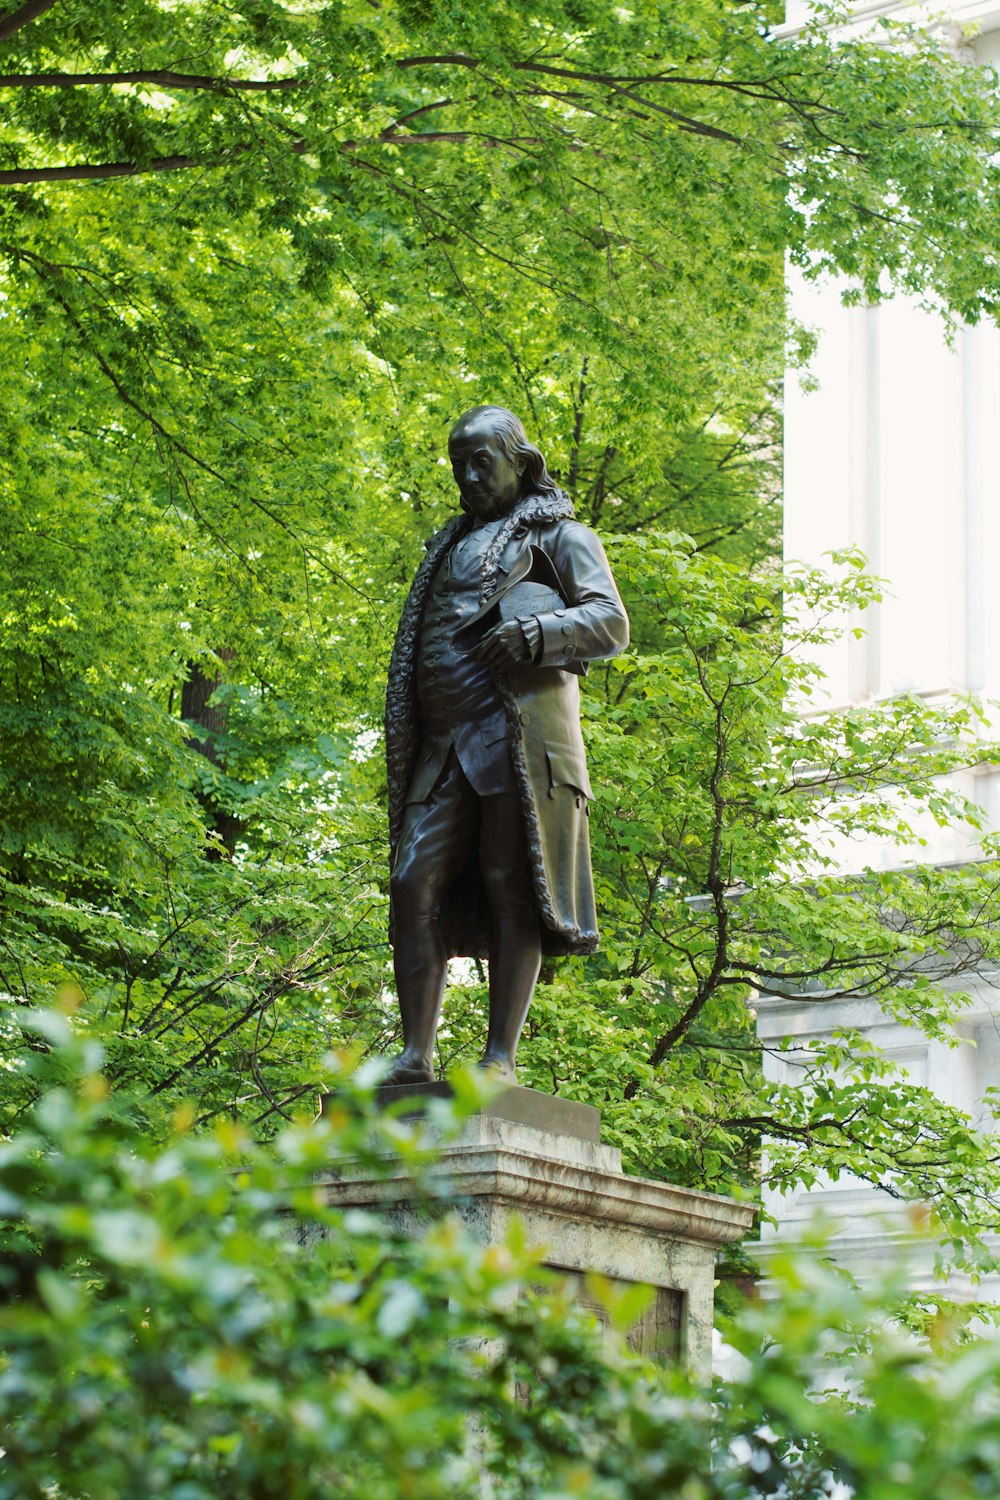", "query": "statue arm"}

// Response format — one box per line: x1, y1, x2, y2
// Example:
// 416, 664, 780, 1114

531, 522, 629, 669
